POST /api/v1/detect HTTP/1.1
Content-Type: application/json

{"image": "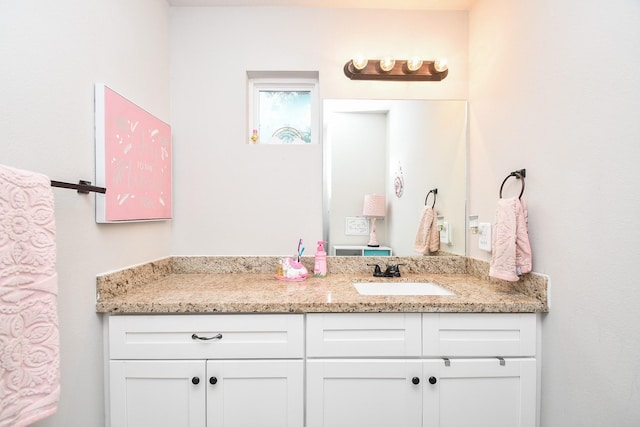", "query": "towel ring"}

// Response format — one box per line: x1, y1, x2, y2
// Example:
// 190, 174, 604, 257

425, 188, 437, 208
499, 170, 526, 199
